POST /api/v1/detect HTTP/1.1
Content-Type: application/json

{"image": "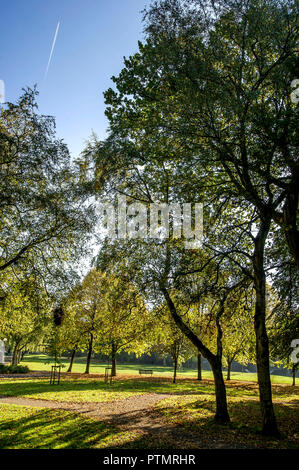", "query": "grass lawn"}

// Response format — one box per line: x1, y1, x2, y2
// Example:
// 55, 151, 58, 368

19, 354, 295, 385
0, 377, 143, 402
0, 404, 135, 449
1, 354, 297, 449
0, 375, 297, 403
152, 392, 299, 449
0, 377, 298, 449
0, 375, 262, 403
